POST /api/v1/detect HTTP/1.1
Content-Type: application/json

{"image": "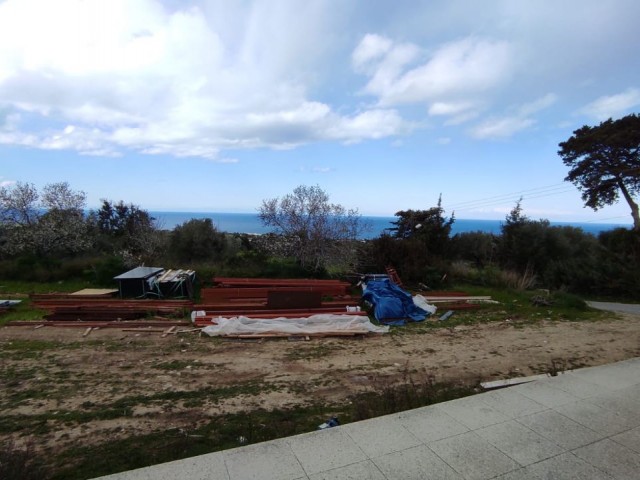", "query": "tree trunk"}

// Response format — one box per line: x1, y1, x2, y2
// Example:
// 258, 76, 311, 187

618, 181, 640, 231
